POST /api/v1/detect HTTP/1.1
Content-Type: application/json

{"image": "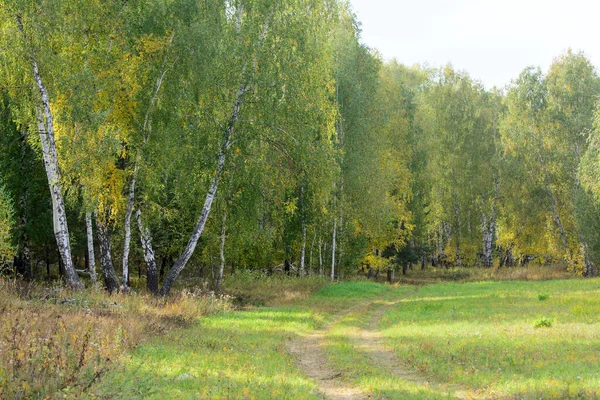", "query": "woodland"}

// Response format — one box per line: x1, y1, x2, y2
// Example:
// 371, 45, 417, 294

2, 0, 600, 294
3, 1, 600, 399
